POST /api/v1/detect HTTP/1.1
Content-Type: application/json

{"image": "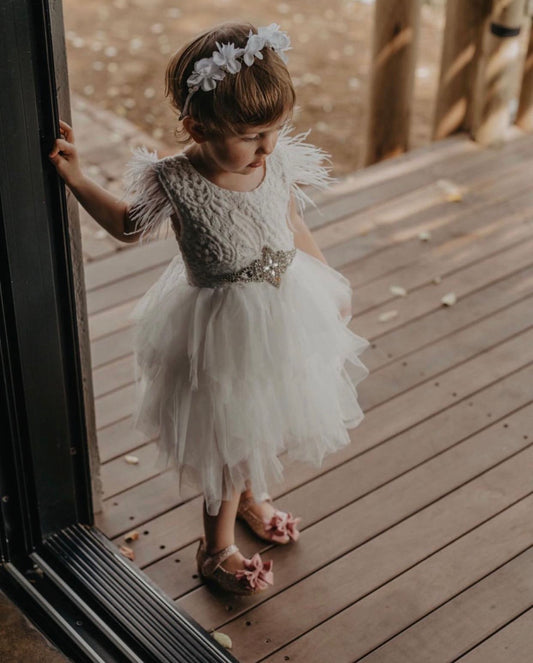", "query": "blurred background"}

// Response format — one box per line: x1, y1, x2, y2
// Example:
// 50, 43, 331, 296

62, 0, 446, 176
